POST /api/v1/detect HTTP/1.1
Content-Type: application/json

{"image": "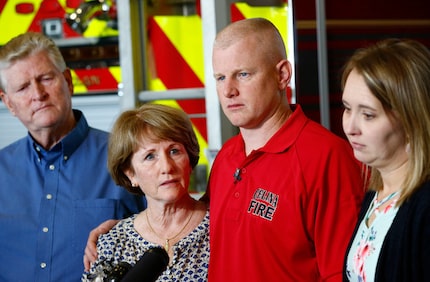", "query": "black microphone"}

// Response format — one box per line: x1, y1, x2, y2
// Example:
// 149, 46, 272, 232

121, 247, 170, 282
